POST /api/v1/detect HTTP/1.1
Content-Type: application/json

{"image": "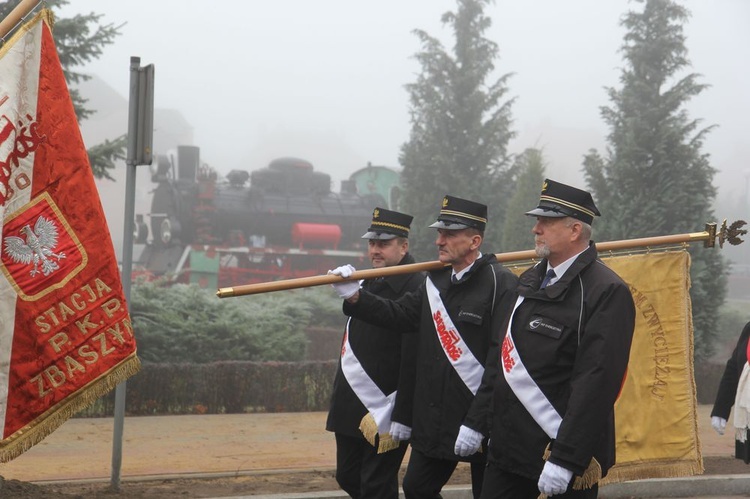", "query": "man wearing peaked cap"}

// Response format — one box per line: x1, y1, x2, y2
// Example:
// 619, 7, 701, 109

428, 195, 488, 231
326, 207, 424, 499
361, 207, 413, 241
330, 195, 519, 499
524, 179, 601, 225
464, 179, 636, 498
